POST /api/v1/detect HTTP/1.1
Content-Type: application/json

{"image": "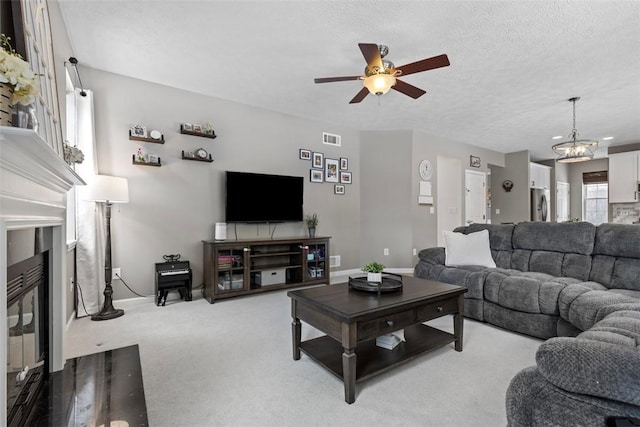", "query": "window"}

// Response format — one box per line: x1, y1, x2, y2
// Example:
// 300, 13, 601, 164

583, 183, 608, 225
